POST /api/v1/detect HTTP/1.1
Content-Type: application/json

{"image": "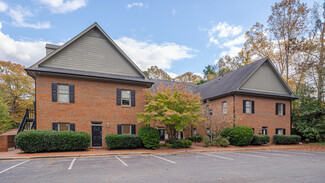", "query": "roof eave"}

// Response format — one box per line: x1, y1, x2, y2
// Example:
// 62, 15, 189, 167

25, 68, 154, 86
